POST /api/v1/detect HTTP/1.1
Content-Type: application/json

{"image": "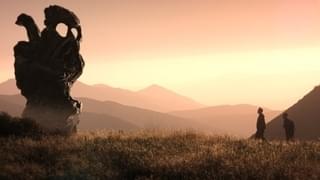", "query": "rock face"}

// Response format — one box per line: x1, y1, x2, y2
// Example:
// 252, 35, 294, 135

13, 5, 85, 135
